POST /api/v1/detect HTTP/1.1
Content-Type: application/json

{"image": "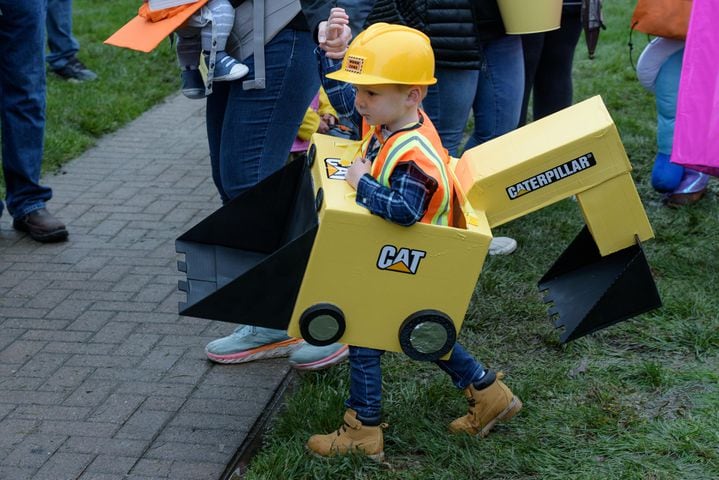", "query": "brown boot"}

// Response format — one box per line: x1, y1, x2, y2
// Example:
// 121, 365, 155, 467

449, 373, 522, 437
306, 409, 386, 461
